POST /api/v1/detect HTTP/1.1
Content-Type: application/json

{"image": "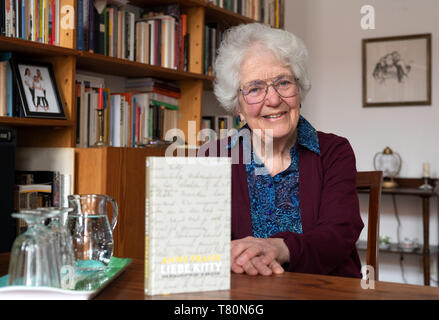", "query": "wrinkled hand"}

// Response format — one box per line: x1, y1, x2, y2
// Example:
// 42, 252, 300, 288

231, 236, 289, 276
